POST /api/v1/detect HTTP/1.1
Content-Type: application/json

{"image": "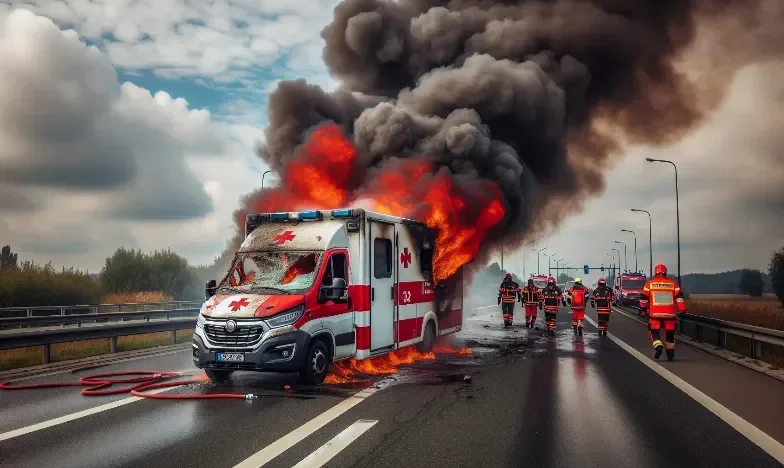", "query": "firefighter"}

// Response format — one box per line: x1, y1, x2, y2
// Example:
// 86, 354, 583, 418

541, 276, 562, 336
591, 278, 615, 336
521, 278, 543, 328
498, 273, 521, 327
639, 264, 687, 361
566, 278, 590, 336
